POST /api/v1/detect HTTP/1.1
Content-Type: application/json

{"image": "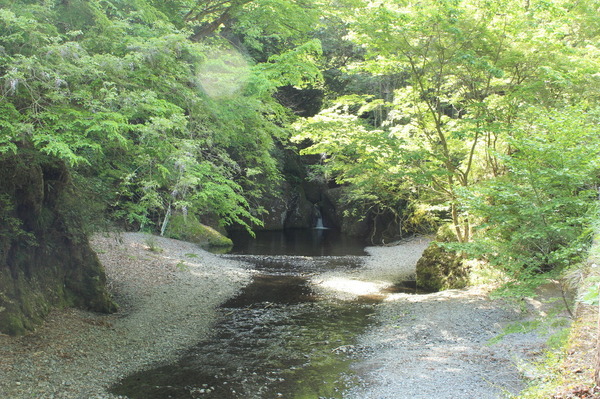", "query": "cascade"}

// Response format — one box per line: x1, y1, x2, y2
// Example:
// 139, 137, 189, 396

315, 215, 324, 229
314, 206, 326, 229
